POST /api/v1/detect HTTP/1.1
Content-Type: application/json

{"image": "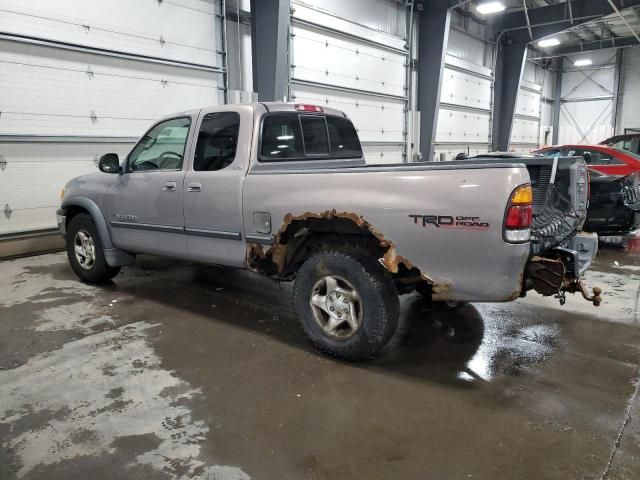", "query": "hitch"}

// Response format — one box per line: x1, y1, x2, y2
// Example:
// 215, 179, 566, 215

576, 281, 602, 307
526, 256, 602, 307
558, 280, 602, 307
